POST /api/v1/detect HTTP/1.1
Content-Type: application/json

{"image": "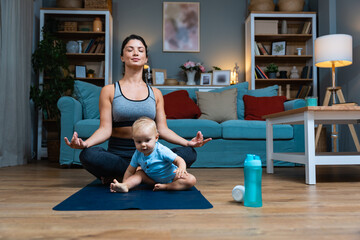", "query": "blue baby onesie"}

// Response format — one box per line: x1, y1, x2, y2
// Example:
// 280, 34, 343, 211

130, 142, 178, 183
